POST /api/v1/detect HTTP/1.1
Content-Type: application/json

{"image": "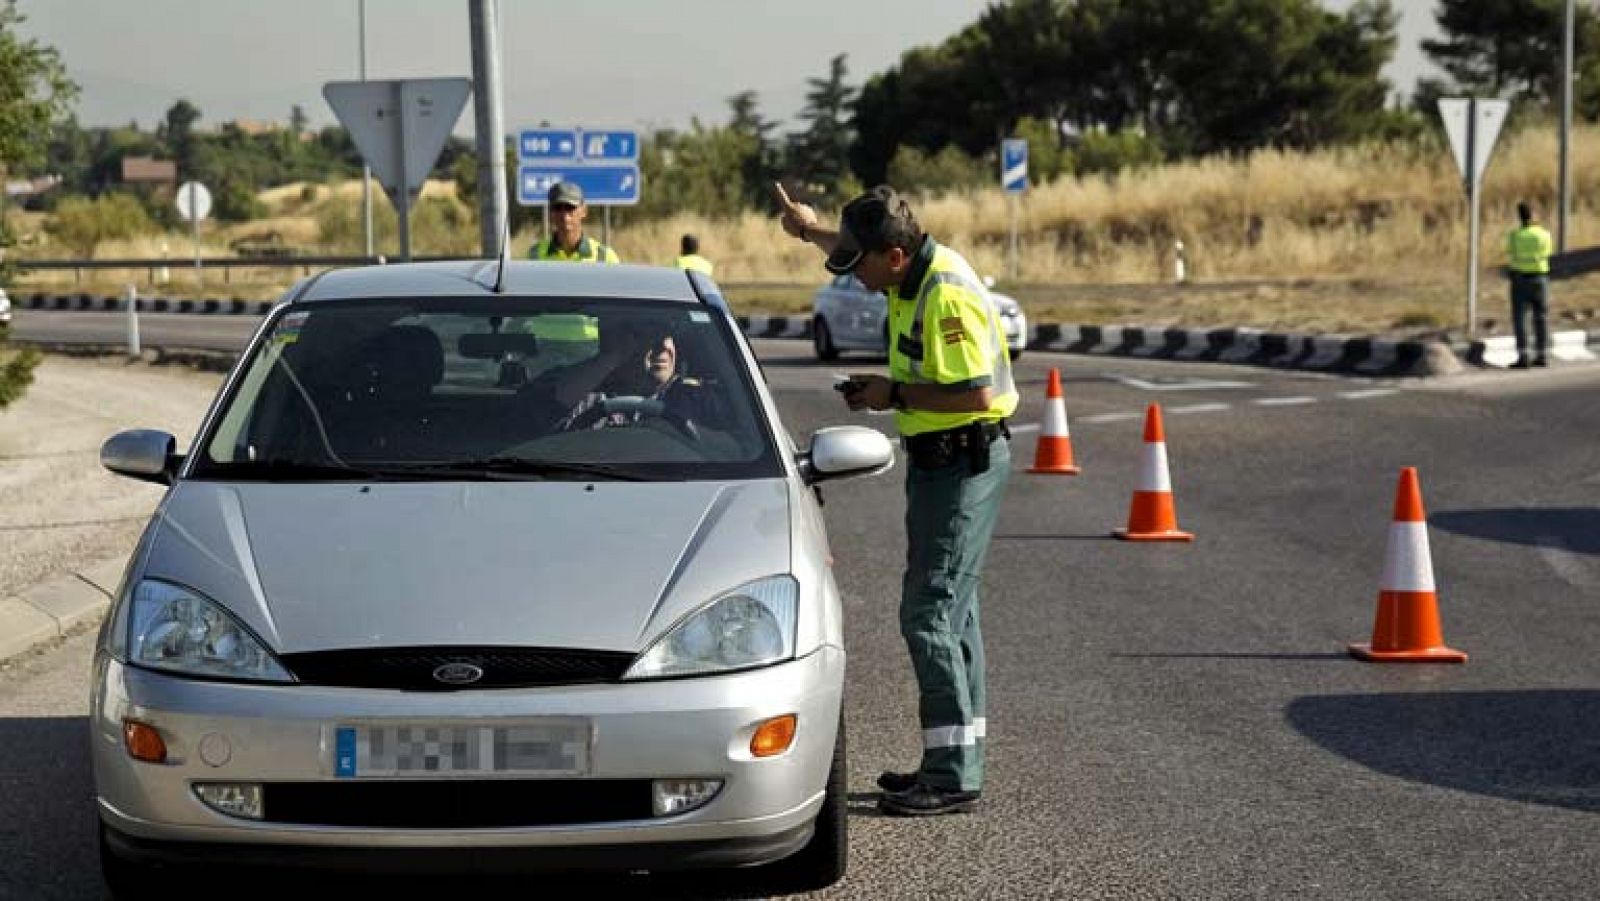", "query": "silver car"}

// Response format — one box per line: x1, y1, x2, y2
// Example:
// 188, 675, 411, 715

811, 273, 1027, 361
93, 262, 893, 895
